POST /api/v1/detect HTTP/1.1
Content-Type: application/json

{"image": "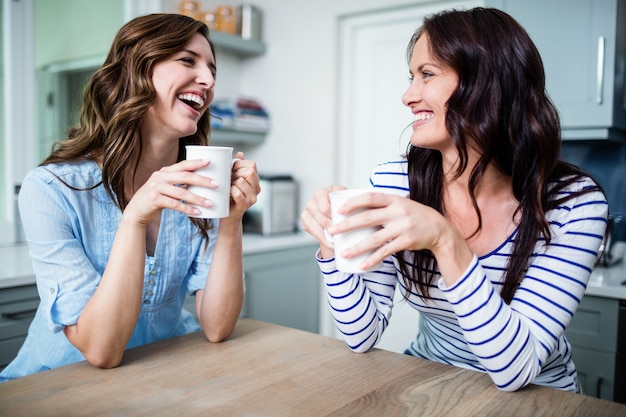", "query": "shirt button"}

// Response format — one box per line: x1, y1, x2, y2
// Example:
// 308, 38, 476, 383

143, 299, 150, 304
146, 290, 153, 296
49, 288, 55, 294
148, 280, 155, 285
150, 270, 157, 276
